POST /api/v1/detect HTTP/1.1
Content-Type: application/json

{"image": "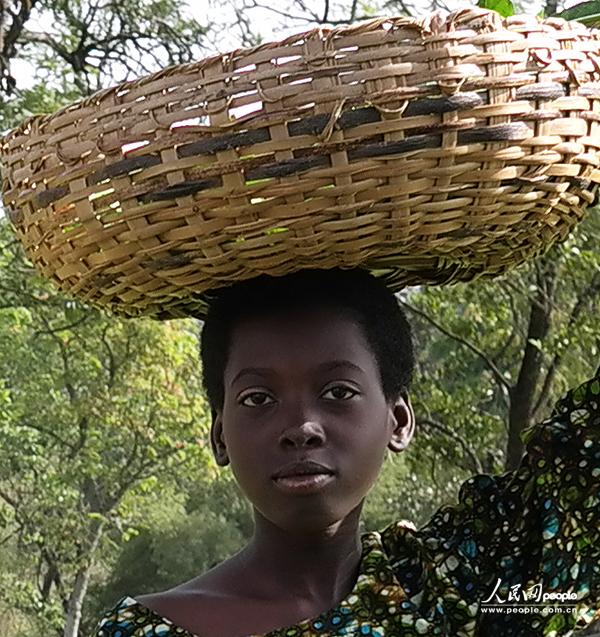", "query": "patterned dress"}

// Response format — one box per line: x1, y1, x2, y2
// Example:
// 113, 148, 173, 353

95, 373, 600, 637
